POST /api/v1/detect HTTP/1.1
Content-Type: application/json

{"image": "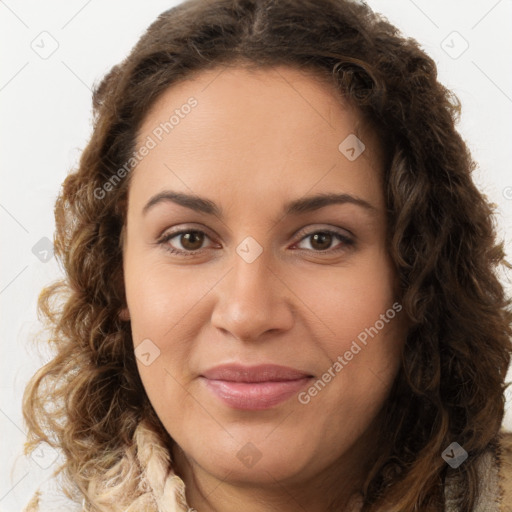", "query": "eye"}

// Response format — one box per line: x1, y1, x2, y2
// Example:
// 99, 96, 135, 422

293, 229, 354, 253
158, 229, 214, 256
